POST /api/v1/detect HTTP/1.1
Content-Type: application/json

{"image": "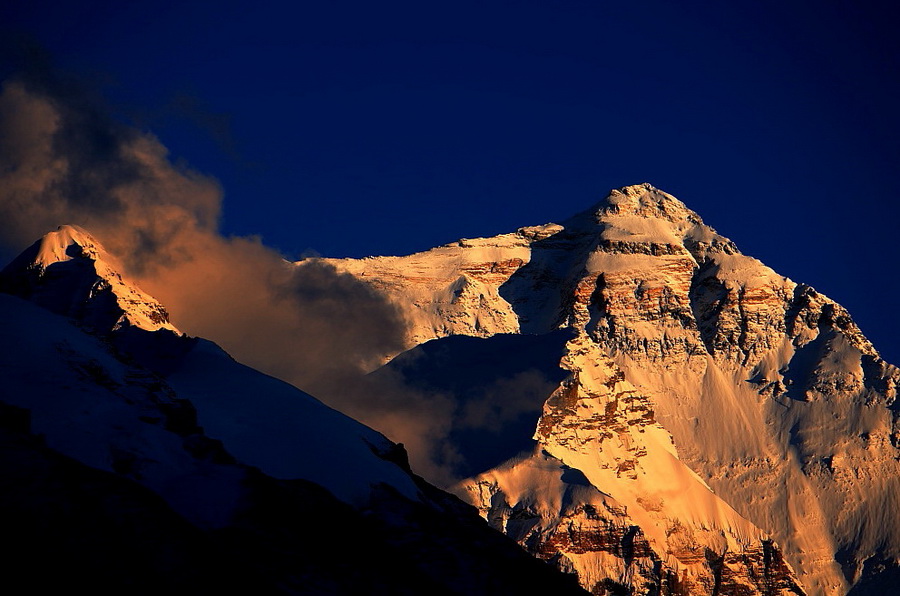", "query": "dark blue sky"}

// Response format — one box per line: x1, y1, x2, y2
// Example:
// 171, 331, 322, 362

3, 0, 899, 363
